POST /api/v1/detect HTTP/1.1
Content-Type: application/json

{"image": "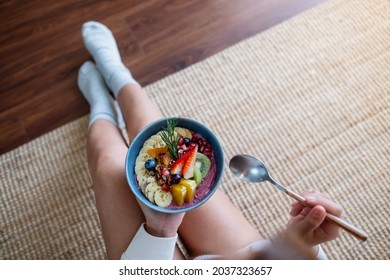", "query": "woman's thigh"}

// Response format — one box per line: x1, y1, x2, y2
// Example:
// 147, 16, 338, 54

178, 190, 262, 258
